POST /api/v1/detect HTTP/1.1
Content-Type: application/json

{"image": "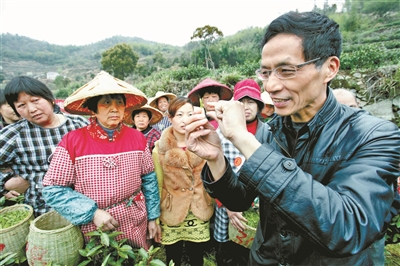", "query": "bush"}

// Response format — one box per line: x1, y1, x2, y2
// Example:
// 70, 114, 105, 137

170, 65, 211, 81
341, 44, 390, 70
